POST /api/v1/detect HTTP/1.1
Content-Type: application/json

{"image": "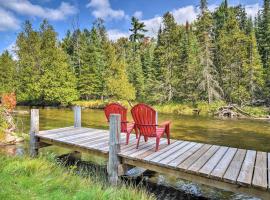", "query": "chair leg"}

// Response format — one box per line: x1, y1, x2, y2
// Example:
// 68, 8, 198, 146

136, 134, 141, 149
135, 126, 138, 139
144, 136, 148, 142
155, 137, 160, 152
126, 132, 130, 145
166, 125, 170, 145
